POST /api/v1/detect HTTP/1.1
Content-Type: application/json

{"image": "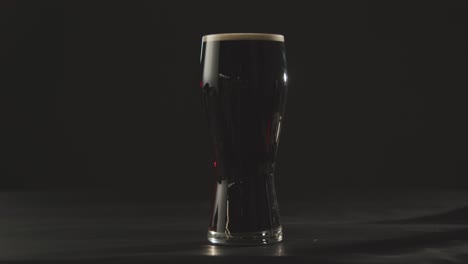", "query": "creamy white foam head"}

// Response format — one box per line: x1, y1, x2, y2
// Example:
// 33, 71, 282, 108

202, 33, 284, 42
